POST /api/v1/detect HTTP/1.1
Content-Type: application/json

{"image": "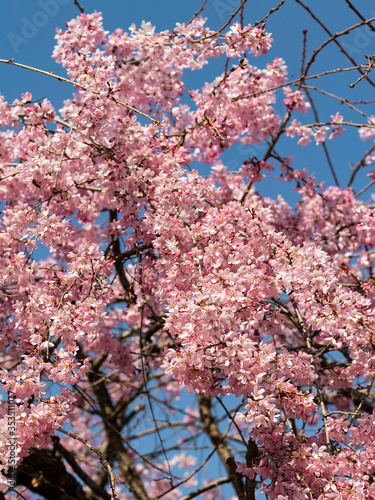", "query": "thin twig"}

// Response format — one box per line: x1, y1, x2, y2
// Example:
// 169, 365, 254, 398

186, 0, 207, 27
349, 55, 375, 89
0, 59, 160, 125
179, 477, 231, 500
297, 120, 374, 130
192, 0, 248, 43
250, 0, 287, 31
300, 29, 308, 77
138, 261, 173, 485
216, 396, 247, 446
347, 142, 375, 188
303, 86, 340, 187
72, 0, 85, 13
241, 111, 291, 203
154, 418, 234, 499
57, 428, 117, 499
54, 438, 112, 500
295, 0, 375, 89
344, 0, 375, 32
233, 64, 370, 102
300, 84, 372, 121
349, 374, 375, 426
355, 178, 375, 197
